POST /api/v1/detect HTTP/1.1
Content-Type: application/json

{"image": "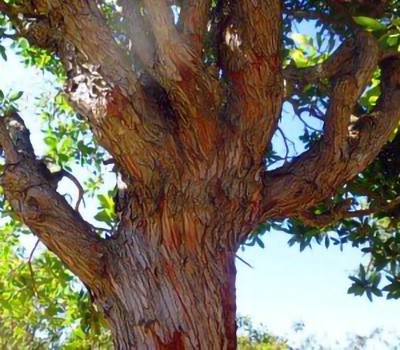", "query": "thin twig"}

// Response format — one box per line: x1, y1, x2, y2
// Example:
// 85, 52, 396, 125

236, 255, 254, 269
277, 127, 290, 162
299, 196, 400, 228
28, 239, 40, 299
297, 113, 322, 132
285, 9, 348, 31
344, 196, 400, 219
